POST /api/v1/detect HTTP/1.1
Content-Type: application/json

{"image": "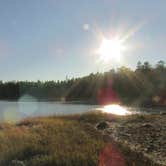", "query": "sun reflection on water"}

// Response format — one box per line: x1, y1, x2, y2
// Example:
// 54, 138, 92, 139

101, 104, 131, 115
